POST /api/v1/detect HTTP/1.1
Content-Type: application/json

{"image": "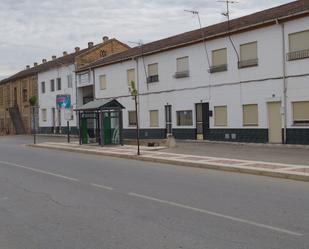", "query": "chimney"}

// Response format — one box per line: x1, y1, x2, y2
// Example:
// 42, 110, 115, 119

34, 62, 38, 67
42, 59, 47, 63
88, 42, 94, 48
103, 36, 109, 42
52, 55, 57, 60
75, 47, 80, 52
26, 65, 30, 69
63, 51, 68, 56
